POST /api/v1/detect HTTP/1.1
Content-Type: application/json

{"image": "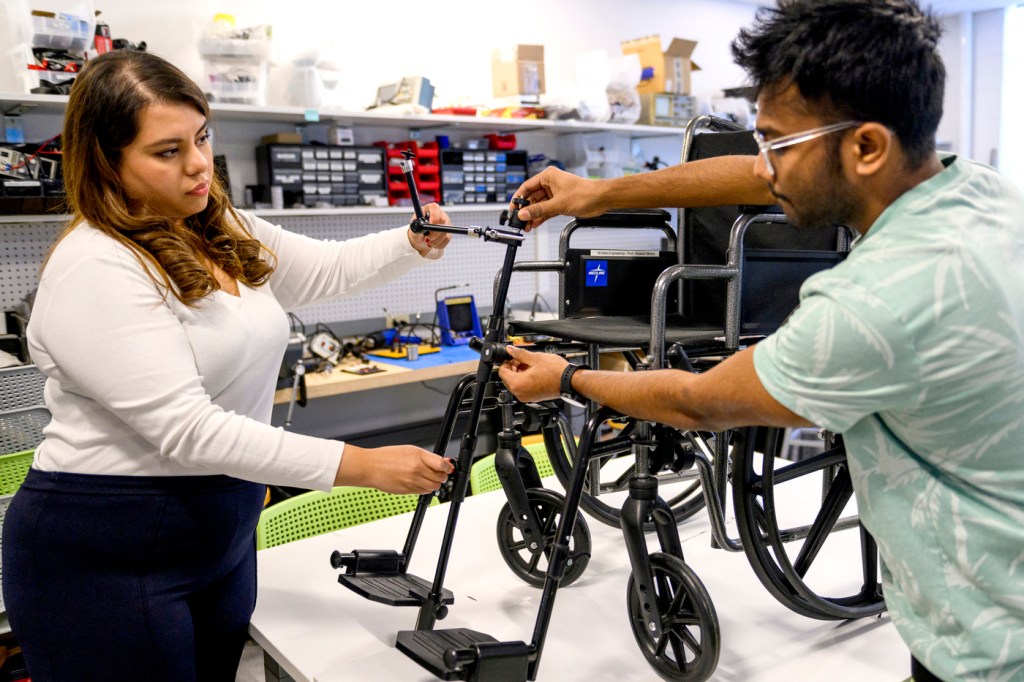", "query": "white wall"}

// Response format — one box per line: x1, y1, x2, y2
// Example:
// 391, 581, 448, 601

1000, 4, 1024, 189
10, 1, 1014, 176
936, 13, 967, 154
971, 8, 1004, 166
938, 7, 1006, 165
39, 0, 758, 110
